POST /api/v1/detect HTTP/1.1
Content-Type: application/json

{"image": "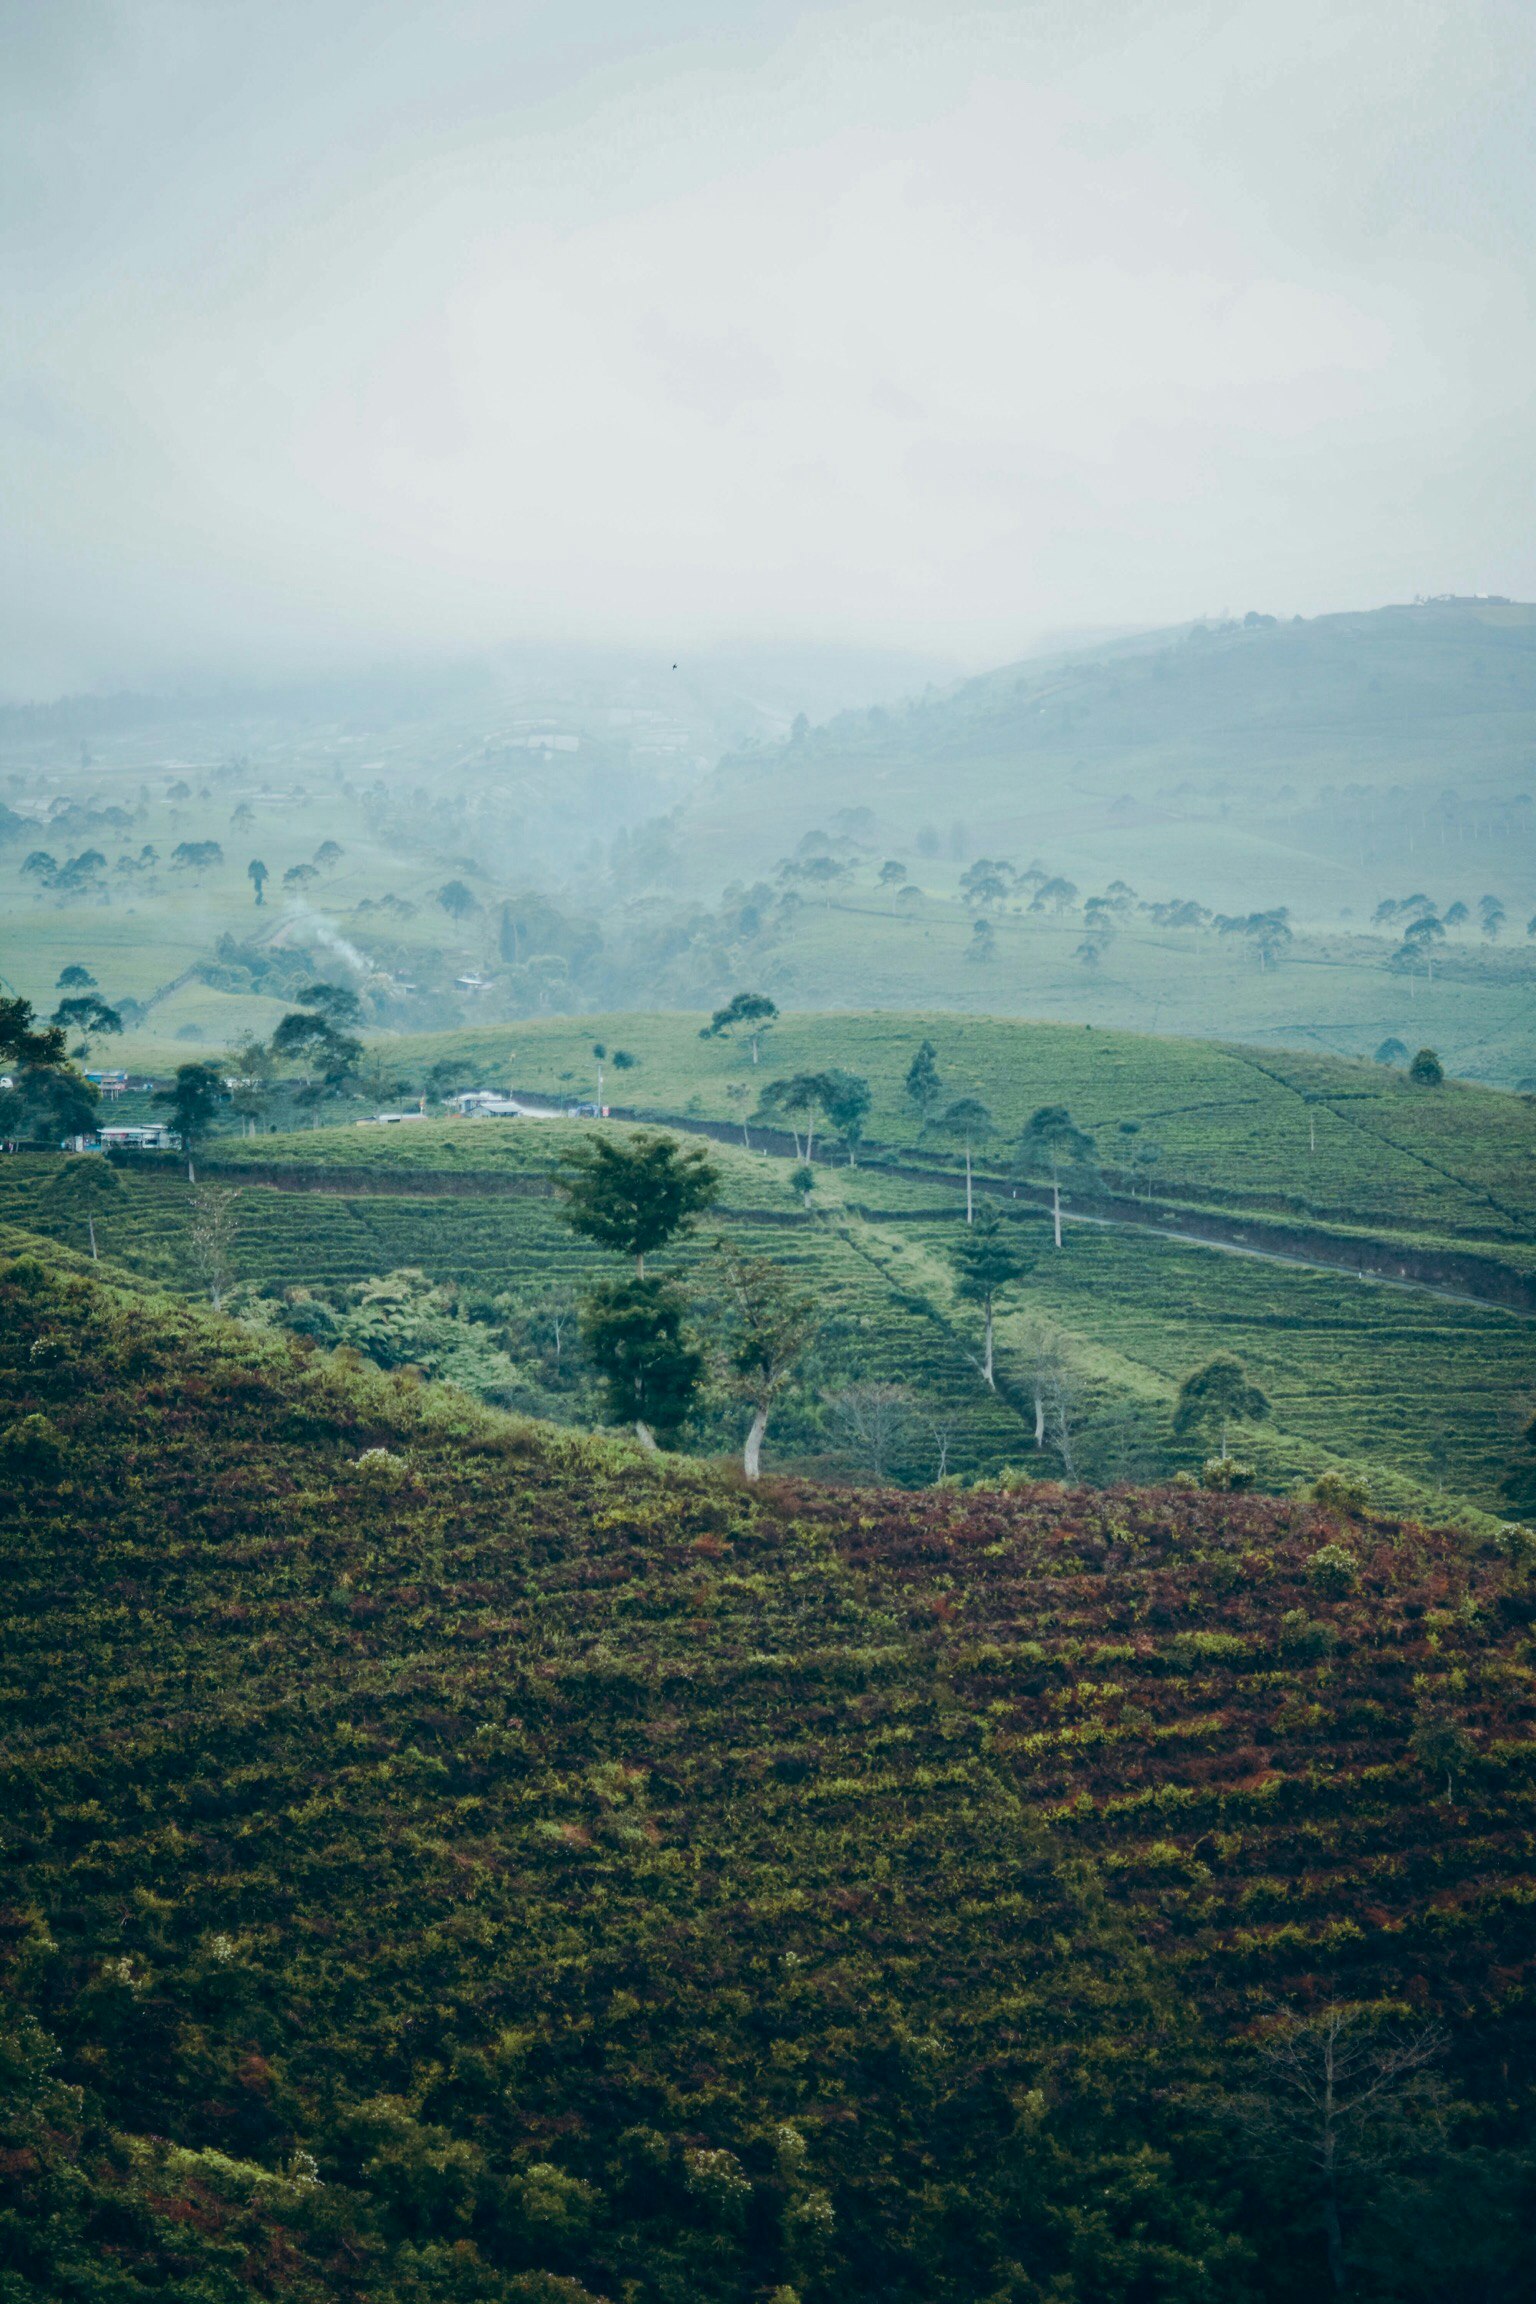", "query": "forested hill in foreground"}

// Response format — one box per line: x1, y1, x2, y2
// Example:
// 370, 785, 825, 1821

677, 600, 1536, 918
3, 1242, 1535, 2303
